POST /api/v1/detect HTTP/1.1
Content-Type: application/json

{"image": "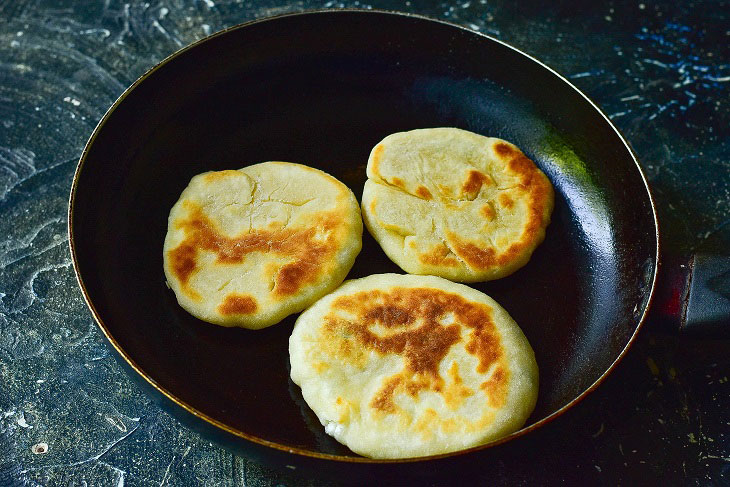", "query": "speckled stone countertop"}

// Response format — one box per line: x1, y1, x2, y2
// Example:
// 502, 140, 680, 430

1, 1, 728, 485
